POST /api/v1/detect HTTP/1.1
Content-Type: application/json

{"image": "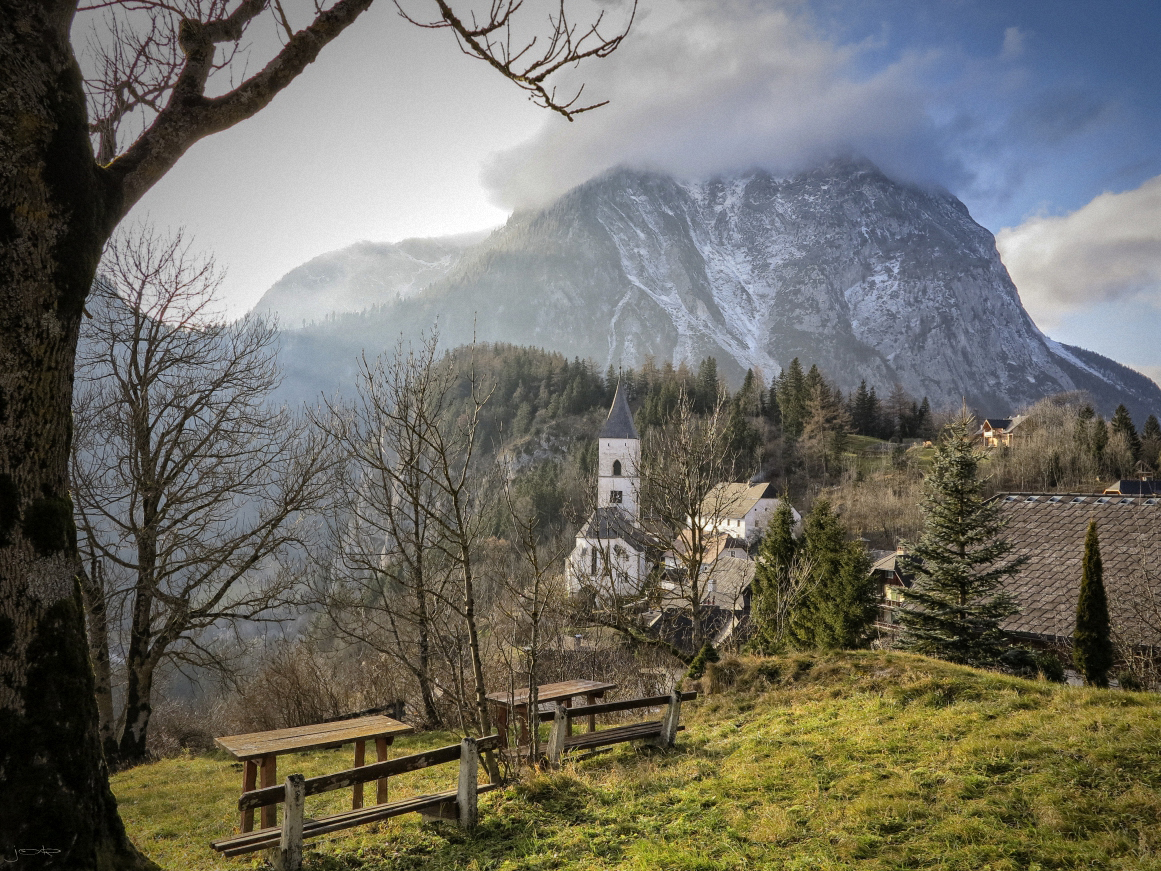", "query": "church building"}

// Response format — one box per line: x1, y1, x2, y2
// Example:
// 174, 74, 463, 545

565, 385, 651, 597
